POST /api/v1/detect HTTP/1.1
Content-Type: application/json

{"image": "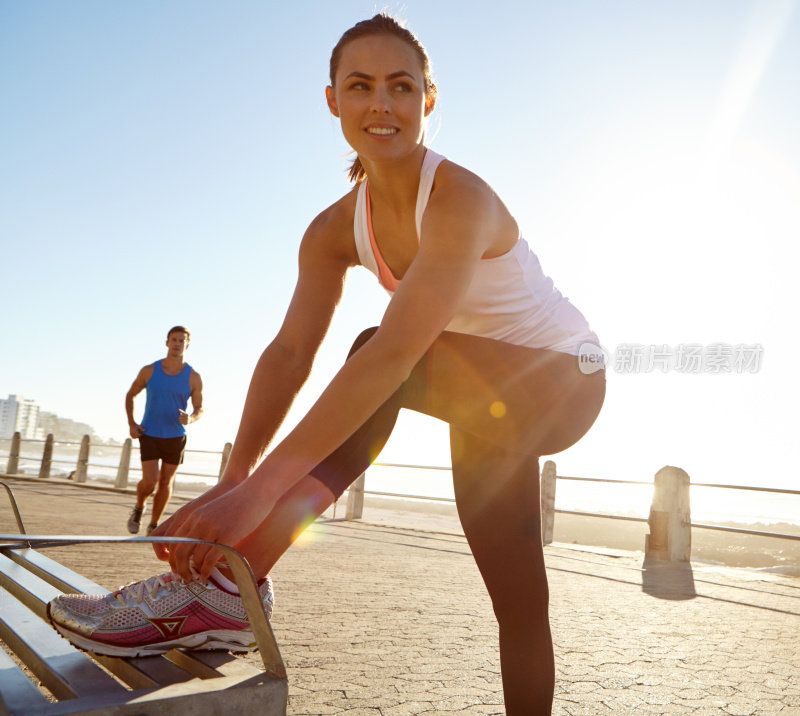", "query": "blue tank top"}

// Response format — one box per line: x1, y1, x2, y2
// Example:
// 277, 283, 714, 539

141, 361, 192, 438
